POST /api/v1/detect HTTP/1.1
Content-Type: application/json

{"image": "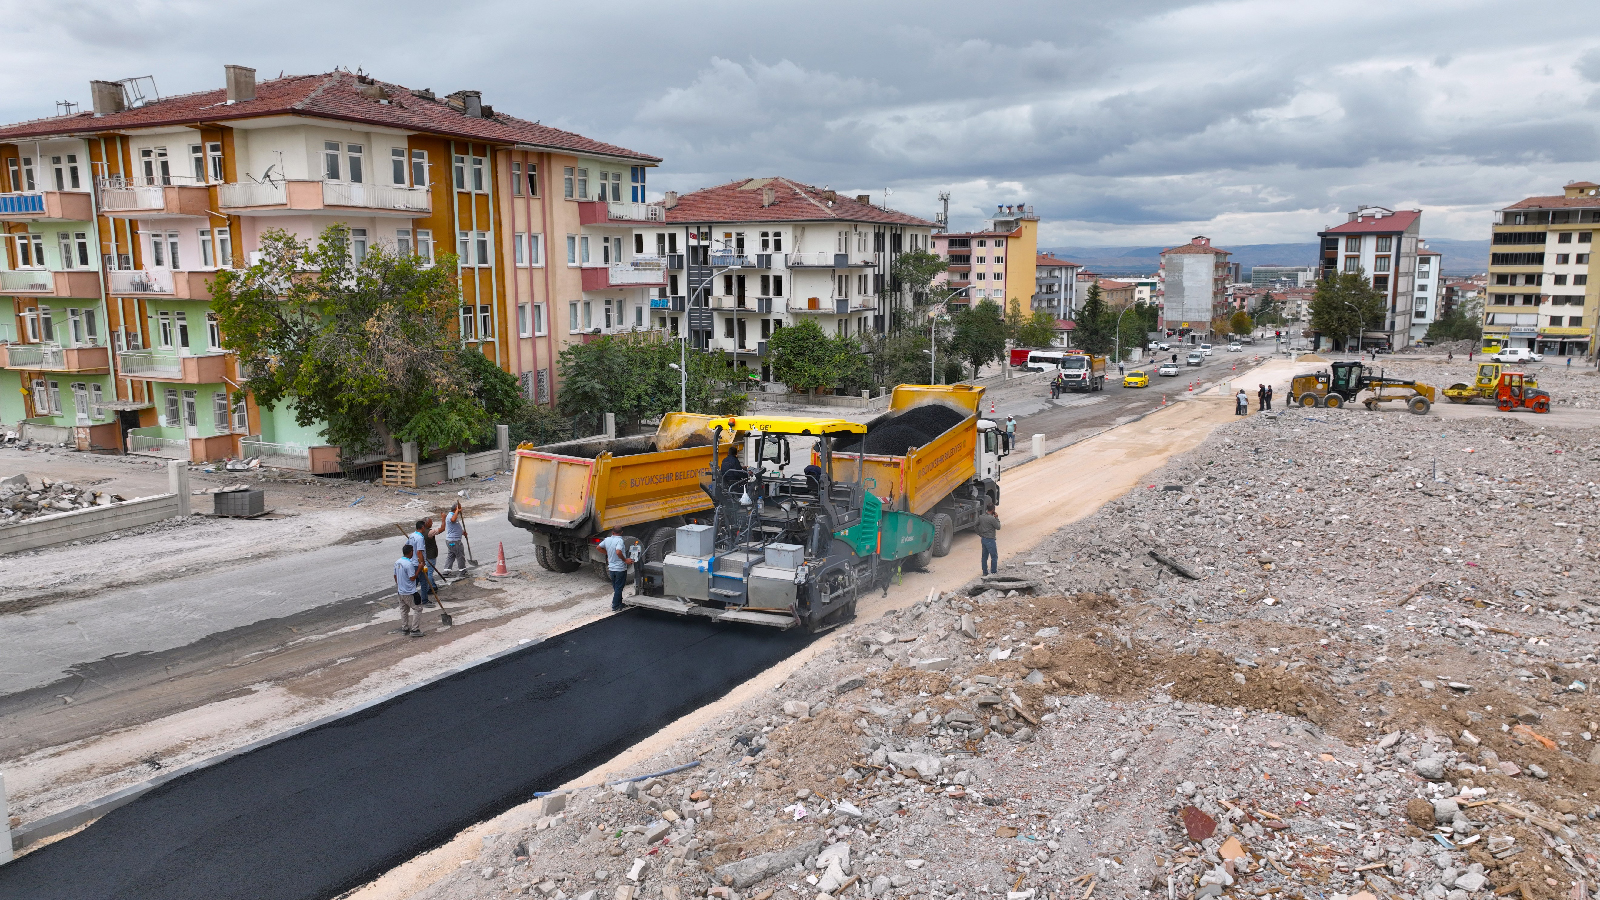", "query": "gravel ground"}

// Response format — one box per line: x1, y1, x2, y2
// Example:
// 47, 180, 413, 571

347, 405, 1600, 900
